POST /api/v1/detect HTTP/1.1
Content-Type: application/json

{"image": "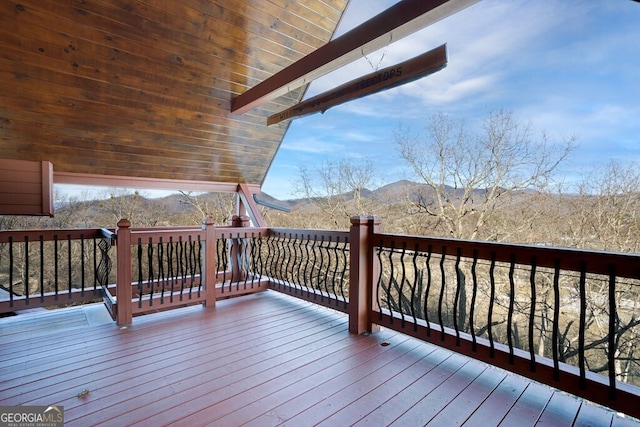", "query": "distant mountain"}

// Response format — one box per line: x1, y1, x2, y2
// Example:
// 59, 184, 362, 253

49, 180, 547, 228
